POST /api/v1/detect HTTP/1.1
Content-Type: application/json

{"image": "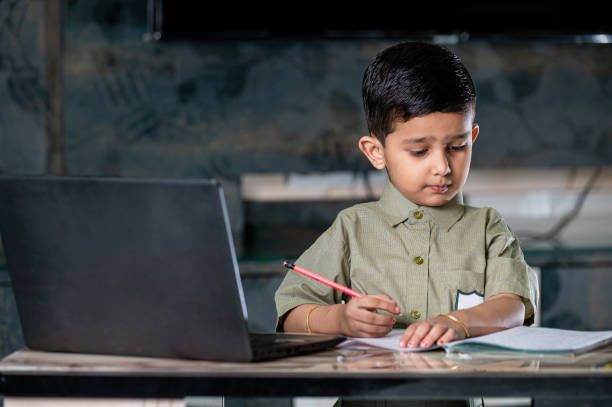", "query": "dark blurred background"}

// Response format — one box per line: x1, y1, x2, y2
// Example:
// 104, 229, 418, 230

1, 0, 612, 371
